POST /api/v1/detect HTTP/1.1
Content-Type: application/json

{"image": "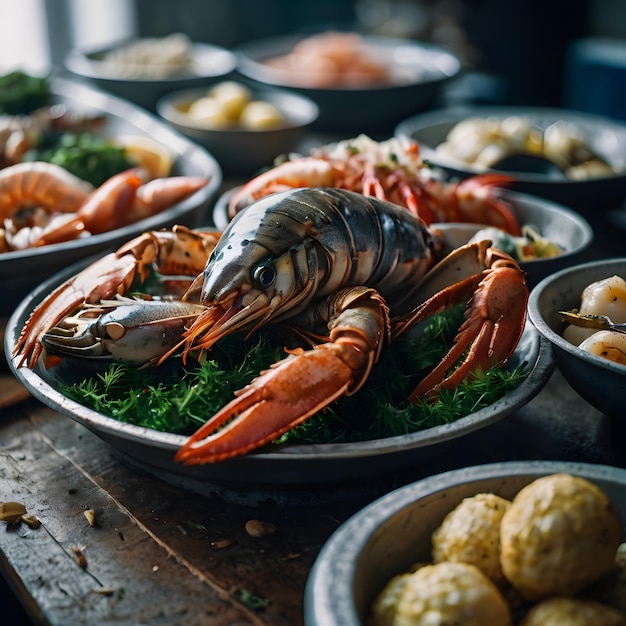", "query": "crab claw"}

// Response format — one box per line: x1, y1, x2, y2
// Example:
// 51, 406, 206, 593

393, 242, 528, 400
175, 285, 389, 464
174, 342, 355, 464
